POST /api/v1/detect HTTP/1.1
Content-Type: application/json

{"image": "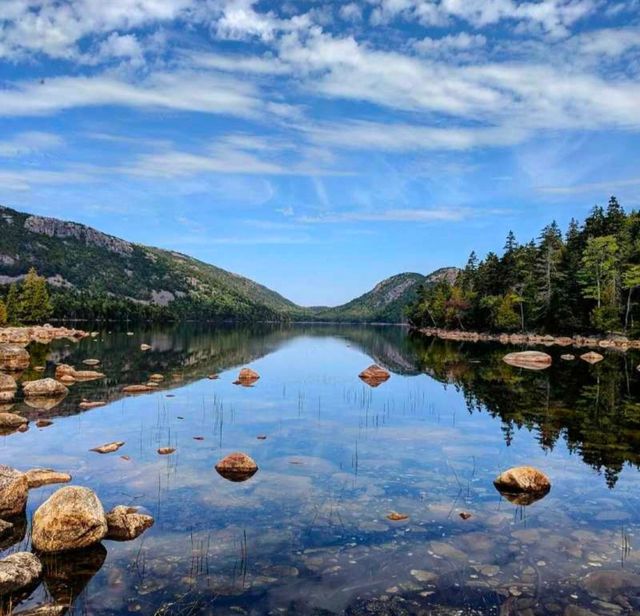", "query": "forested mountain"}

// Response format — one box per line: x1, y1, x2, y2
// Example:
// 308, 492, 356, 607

0, 203, 451, 324
310, 268, 459, 323
408, 196, 640, 336
0, 204, 297, 322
